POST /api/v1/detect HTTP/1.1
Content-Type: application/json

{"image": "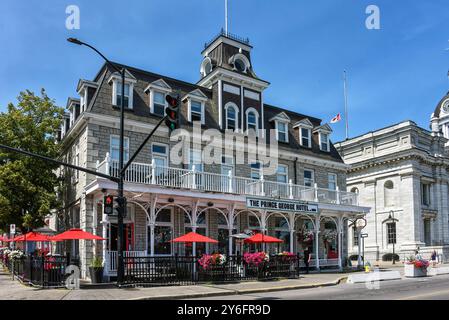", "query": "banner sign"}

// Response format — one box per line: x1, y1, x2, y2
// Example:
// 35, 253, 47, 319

246, 197, 318, 214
